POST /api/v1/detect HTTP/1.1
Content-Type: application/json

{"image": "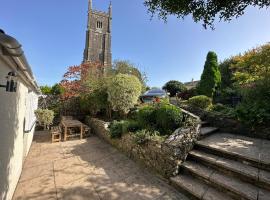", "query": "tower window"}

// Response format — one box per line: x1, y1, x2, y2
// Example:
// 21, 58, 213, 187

97, 21, 103, 29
